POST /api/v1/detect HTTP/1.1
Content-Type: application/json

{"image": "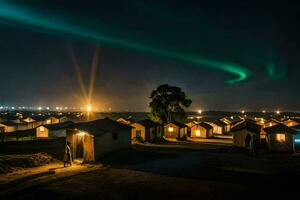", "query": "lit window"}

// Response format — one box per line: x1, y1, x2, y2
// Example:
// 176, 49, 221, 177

195, 130, 201, 137
39, 126, 45, 132
46, 119, 51, 124
269, 123, 272, 127
276, 134, 285, 142
168, 127, 174, 132
290, 122, 293, 126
